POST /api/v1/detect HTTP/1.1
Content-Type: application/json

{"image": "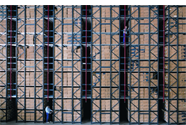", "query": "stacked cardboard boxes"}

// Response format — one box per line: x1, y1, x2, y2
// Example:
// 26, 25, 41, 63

92, 6, 120, 123
54, 6, 81, 122
16, 5, 43, 121
0, 6, 10, 121
34, 8, 44, 122
0, 47, 6, 100
164, 7, 186, 123
0, 99, 6, 121
128, 6, 158, 123
163, 6, 186, 123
